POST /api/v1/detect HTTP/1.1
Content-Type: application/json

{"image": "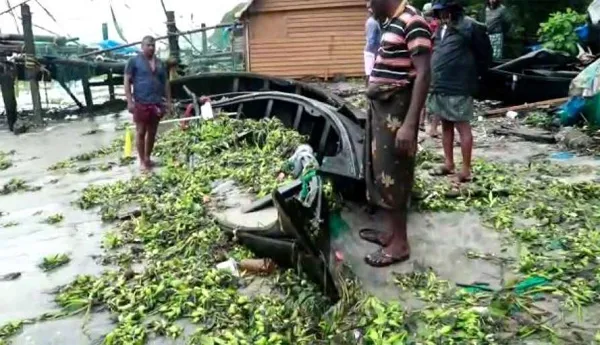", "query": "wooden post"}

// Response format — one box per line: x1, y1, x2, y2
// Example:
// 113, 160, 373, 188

102, 23, 109, 40
0, 57, 17, 132
20, 4, 42, 125
230, 27, 236, 71
81, 77, 93, 112
107, 70, 115, 101
201, 23, 208, 72
166, 11, 180, 63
